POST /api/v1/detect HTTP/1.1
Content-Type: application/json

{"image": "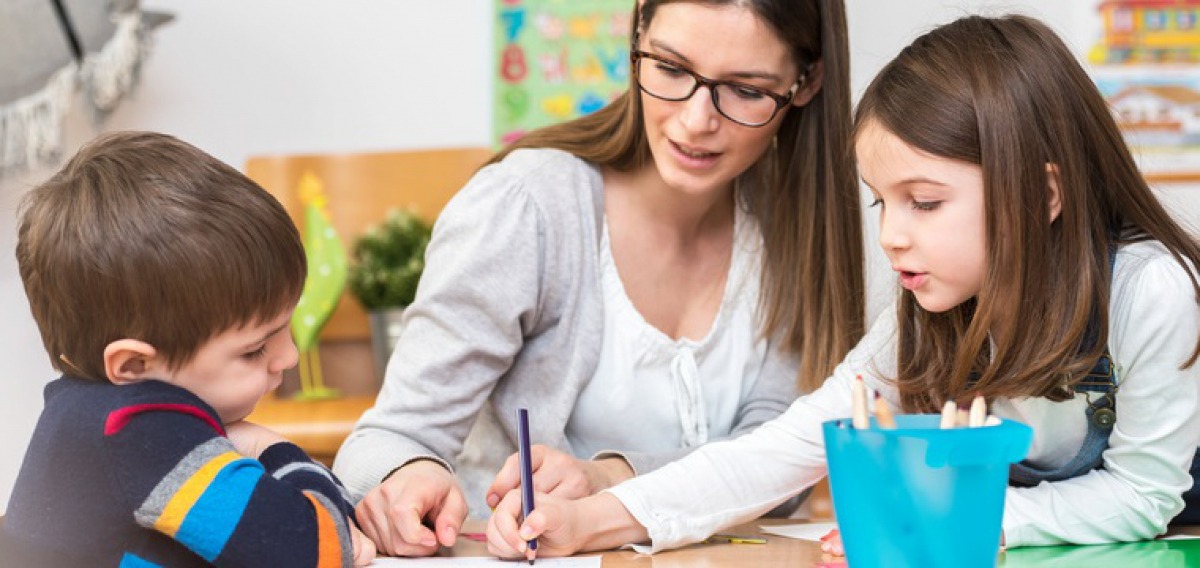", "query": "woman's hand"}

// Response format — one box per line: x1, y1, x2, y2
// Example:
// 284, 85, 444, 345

485, 445, 634, 508
223, 420, 289, 458
354, 459, 468, 557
